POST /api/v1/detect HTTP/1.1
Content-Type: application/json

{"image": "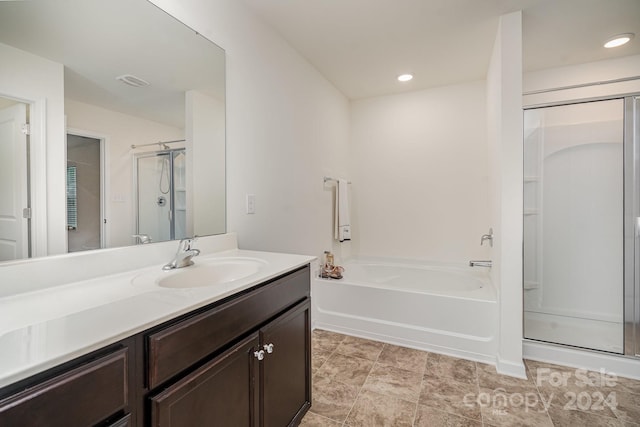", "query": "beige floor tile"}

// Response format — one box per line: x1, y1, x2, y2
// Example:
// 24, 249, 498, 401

613, 376, 640, 395
300, 411, 343, 426
525, 359, 639, 397
362, 363, 424, 403
312, 329, 346, 353
525, 359, 574, 376
425, 353, 477, 385
311, 374, 360, 423
418, 375, 481, 421
609, 390, 640, 424
335, 335, 385, 361
547, 407, 623, 427
344, 390, 416, 427
480, 395, 553, 427
476, 363, 538, 394
377, 344, 429, 375
536, 378, 618, 419
413, 405, 482, 427
308, 333, 639, 426
317, 353, 375, 387
313, 347, 334, 372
